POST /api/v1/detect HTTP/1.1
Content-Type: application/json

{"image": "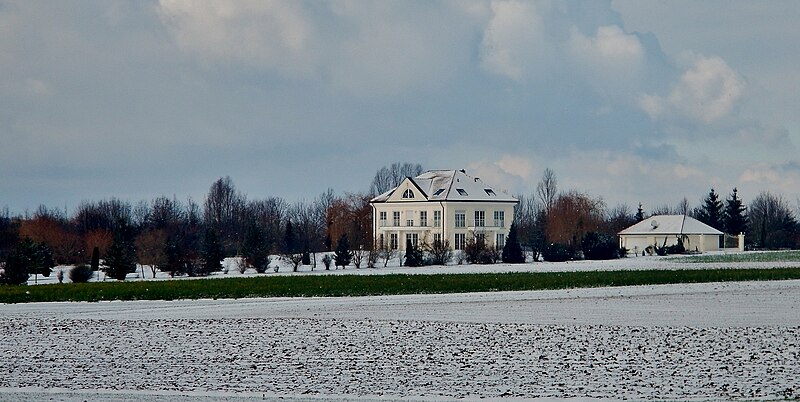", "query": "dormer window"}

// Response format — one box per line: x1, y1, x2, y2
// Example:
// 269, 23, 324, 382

402, 189, 414, 199
484, 189, 496, 196
456, 189, 468, 196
